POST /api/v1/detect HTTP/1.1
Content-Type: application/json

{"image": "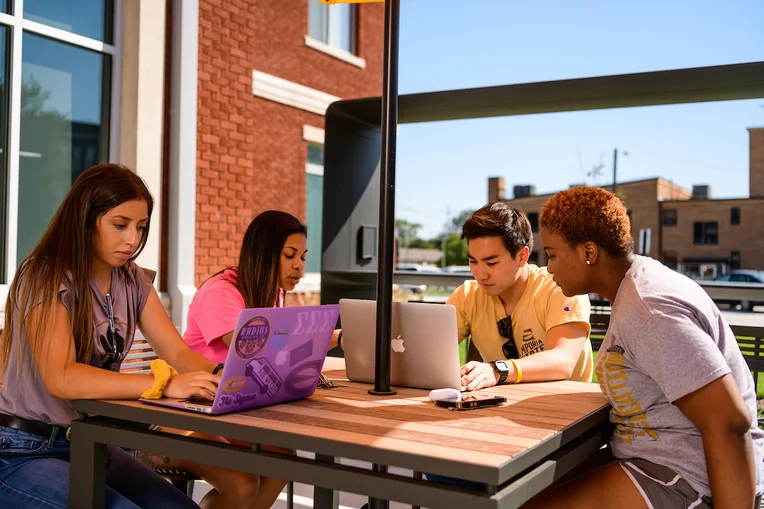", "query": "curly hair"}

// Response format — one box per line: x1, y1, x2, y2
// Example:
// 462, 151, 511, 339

462, 202, 533, 257
540, 186, 633, 257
